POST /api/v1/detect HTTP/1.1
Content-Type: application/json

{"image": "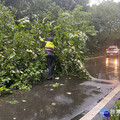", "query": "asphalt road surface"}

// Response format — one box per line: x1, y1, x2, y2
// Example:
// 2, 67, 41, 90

0, 56, 120, 120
